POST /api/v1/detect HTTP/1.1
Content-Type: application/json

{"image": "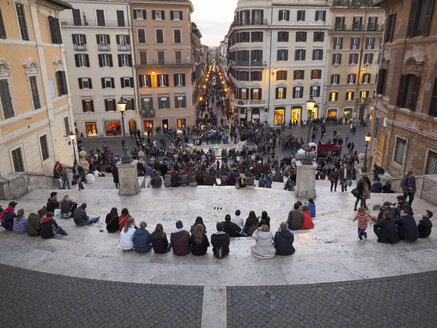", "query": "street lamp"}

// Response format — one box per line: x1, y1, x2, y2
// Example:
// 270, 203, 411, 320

362, 132, 372, 173
117, 97, 131, 164
302, 96, 316, 165
68, 132, 77, 164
